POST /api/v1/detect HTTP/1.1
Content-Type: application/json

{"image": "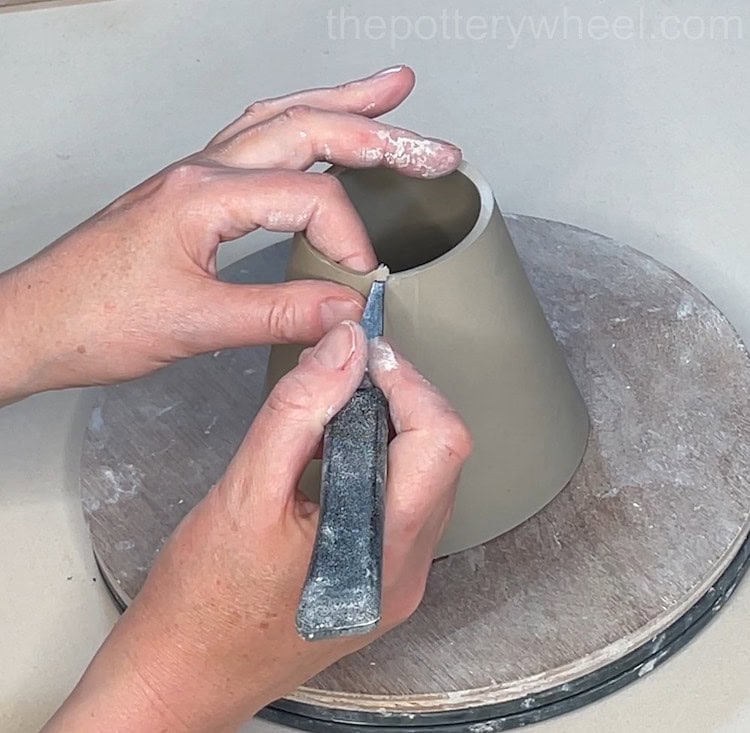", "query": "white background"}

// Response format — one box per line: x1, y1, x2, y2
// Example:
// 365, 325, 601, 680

1, 1, 748, 731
